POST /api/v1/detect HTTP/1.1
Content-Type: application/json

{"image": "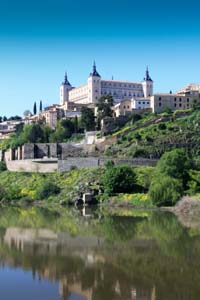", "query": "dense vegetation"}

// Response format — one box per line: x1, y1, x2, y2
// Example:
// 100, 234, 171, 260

0, 148, 200, 206
105, 109, 200, 159
1, 108, 200, 207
